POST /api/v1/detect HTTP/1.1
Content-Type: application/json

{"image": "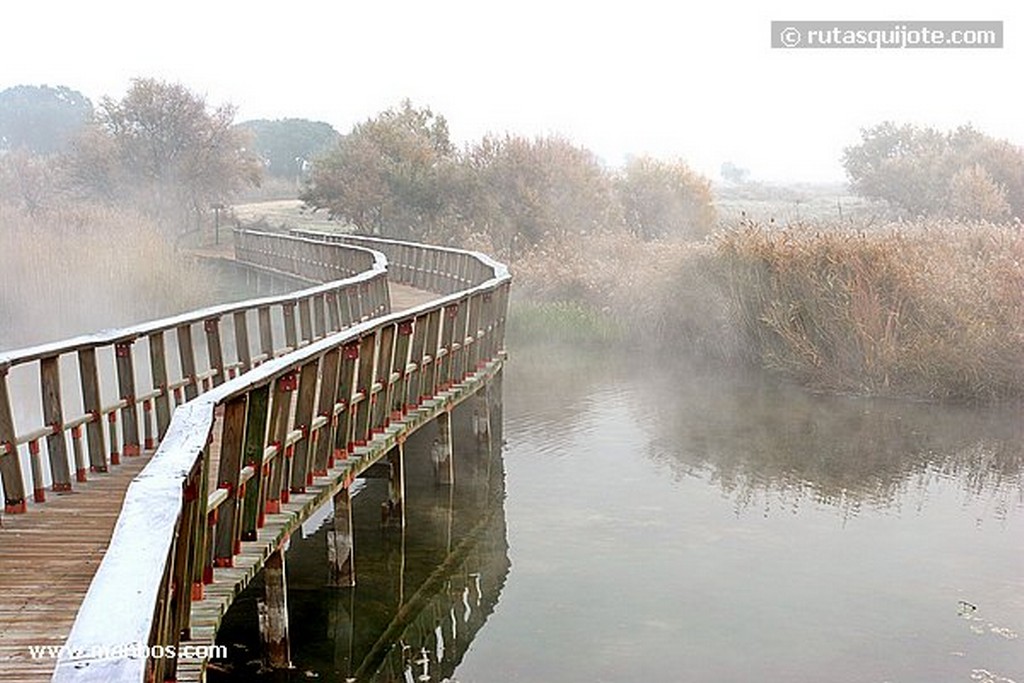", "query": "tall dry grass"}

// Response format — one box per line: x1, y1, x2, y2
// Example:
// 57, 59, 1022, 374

716, 220, 1023, 401
0, 201, 214, 349
510, 219, 1024, 402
